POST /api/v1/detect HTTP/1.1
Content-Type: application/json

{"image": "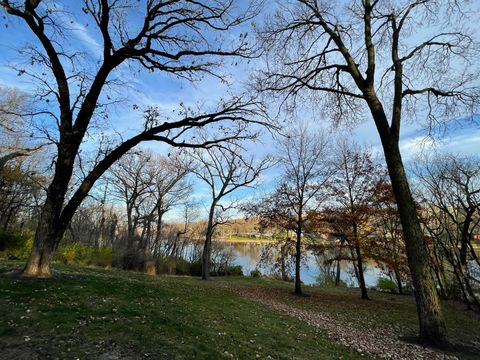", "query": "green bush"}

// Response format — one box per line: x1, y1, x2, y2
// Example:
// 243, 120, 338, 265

376, 277, 398, 293
175, 258, 191, 275
225, 265, 243, 276
54, 243, 113, 267
156, 256, 191, 275
113, 248, 145, 271
94, 246, 113, 267
250, 269, 262, 278
189, 261, 203, 277
0, 230, 33, 260
315, 273, 347, 288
